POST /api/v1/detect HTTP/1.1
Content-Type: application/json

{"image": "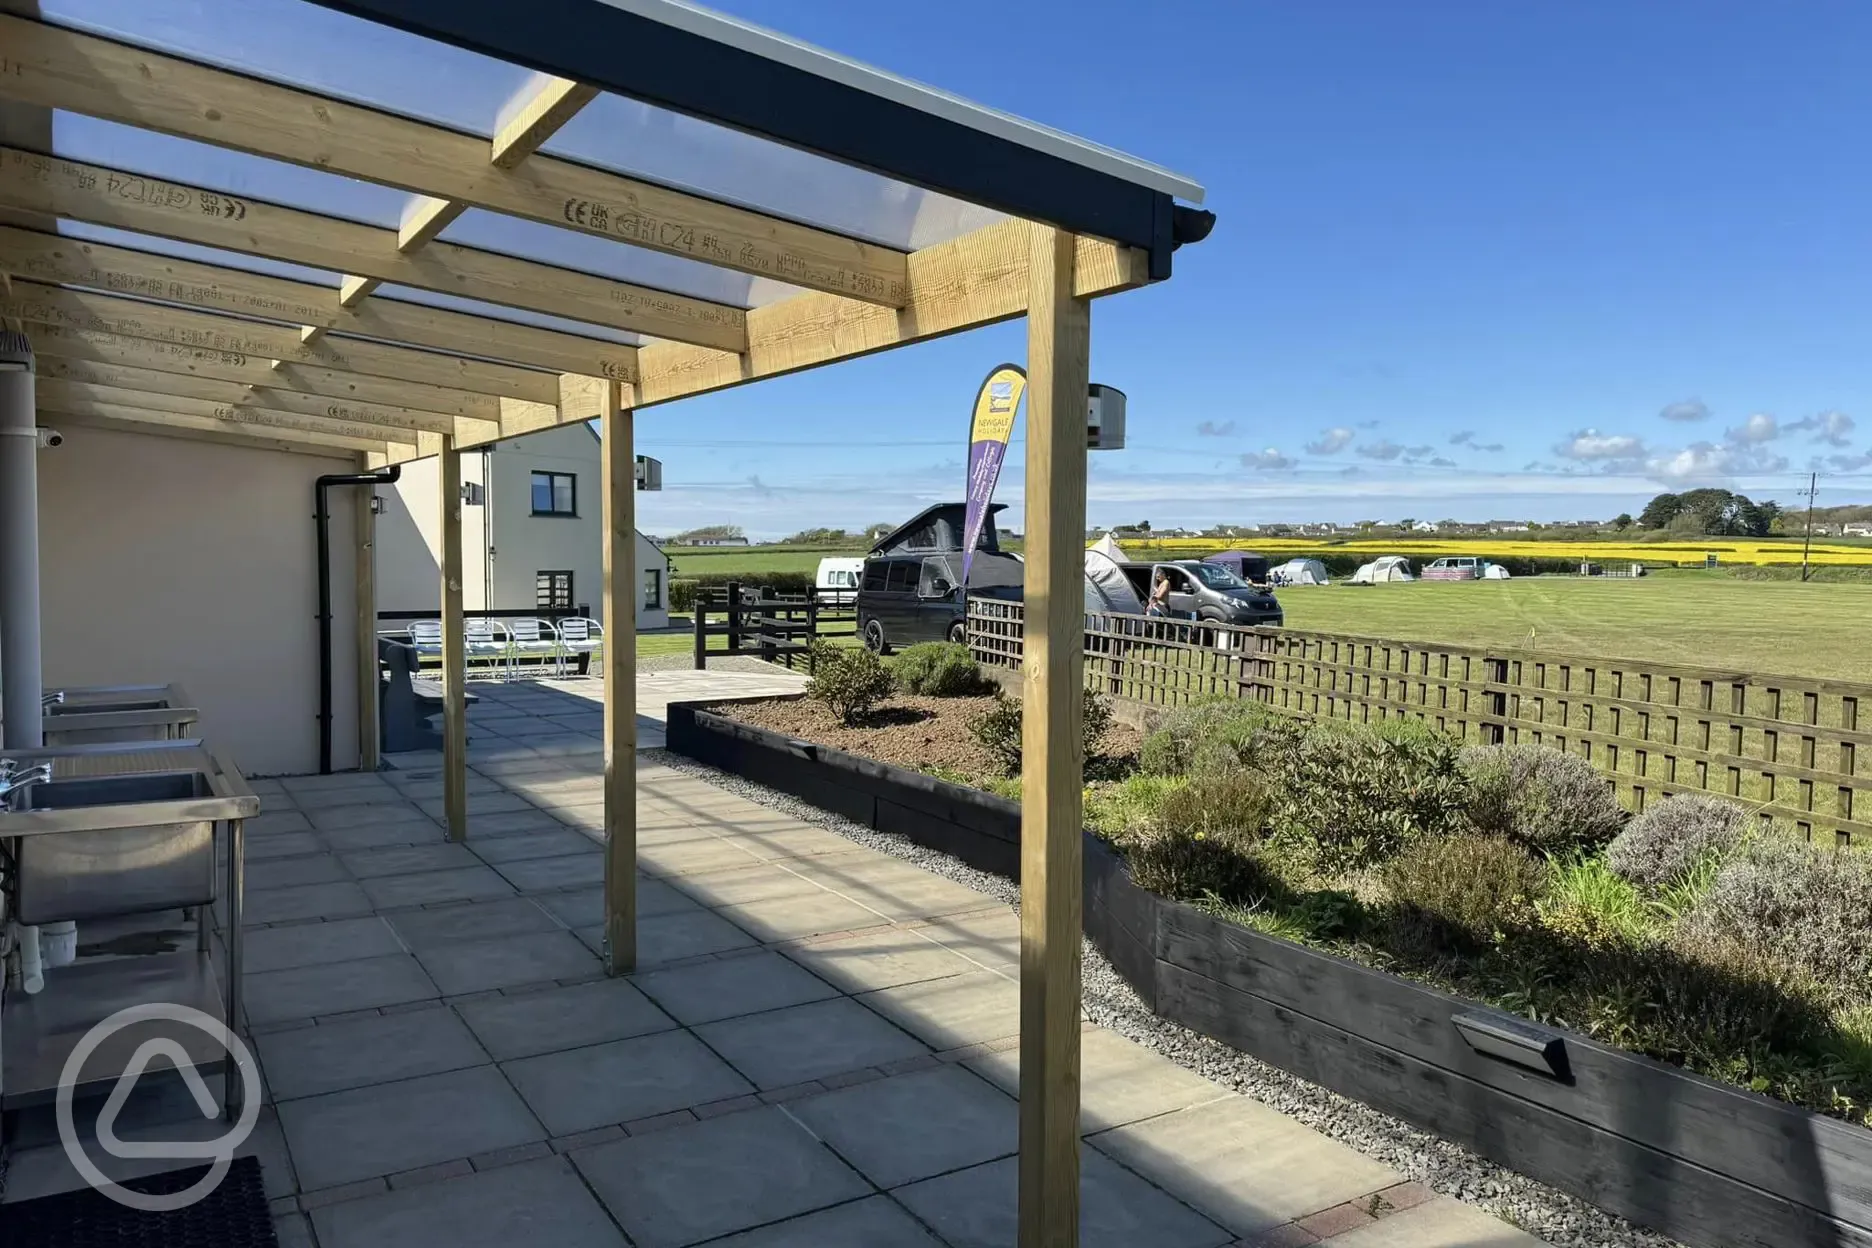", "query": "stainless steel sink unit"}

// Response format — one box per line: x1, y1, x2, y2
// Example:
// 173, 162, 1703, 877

0, 742, 257, 1116
32, 682, 202, 746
